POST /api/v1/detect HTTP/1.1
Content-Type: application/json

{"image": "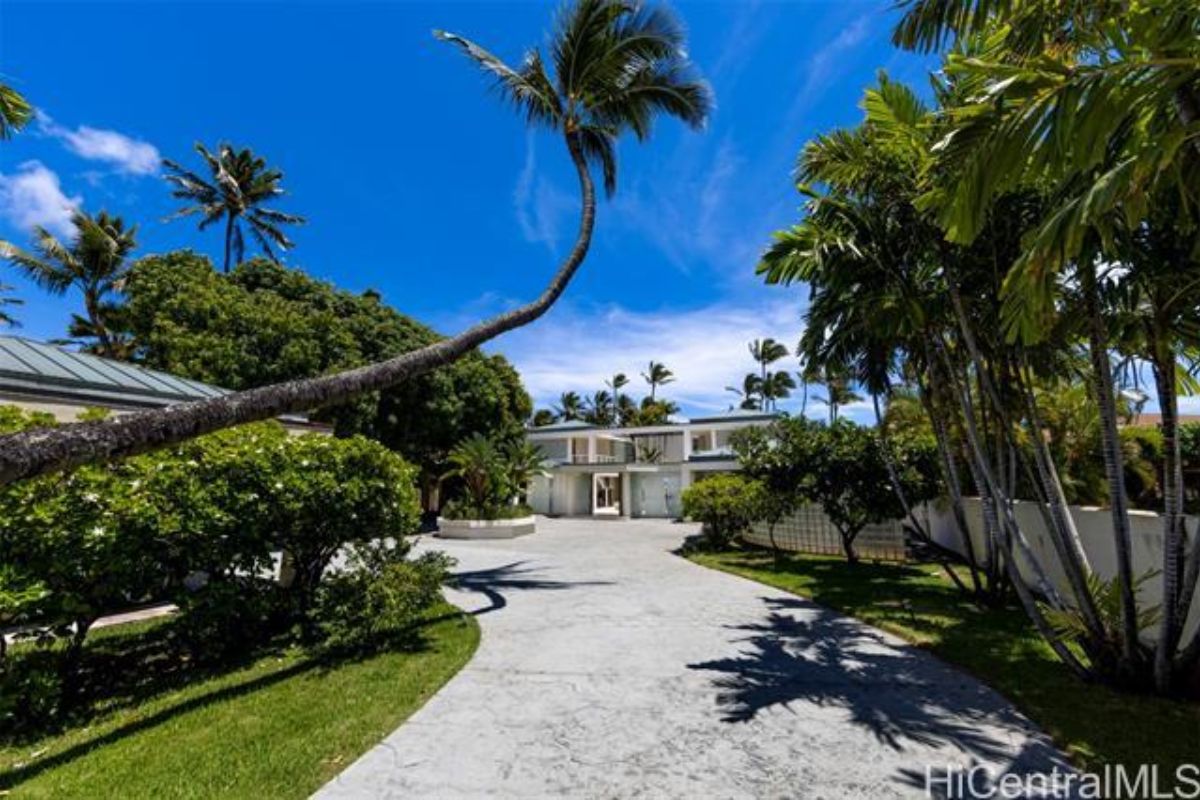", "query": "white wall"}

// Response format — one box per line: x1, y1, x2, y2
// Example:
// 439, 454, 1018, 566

929, 498, 1200, 645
